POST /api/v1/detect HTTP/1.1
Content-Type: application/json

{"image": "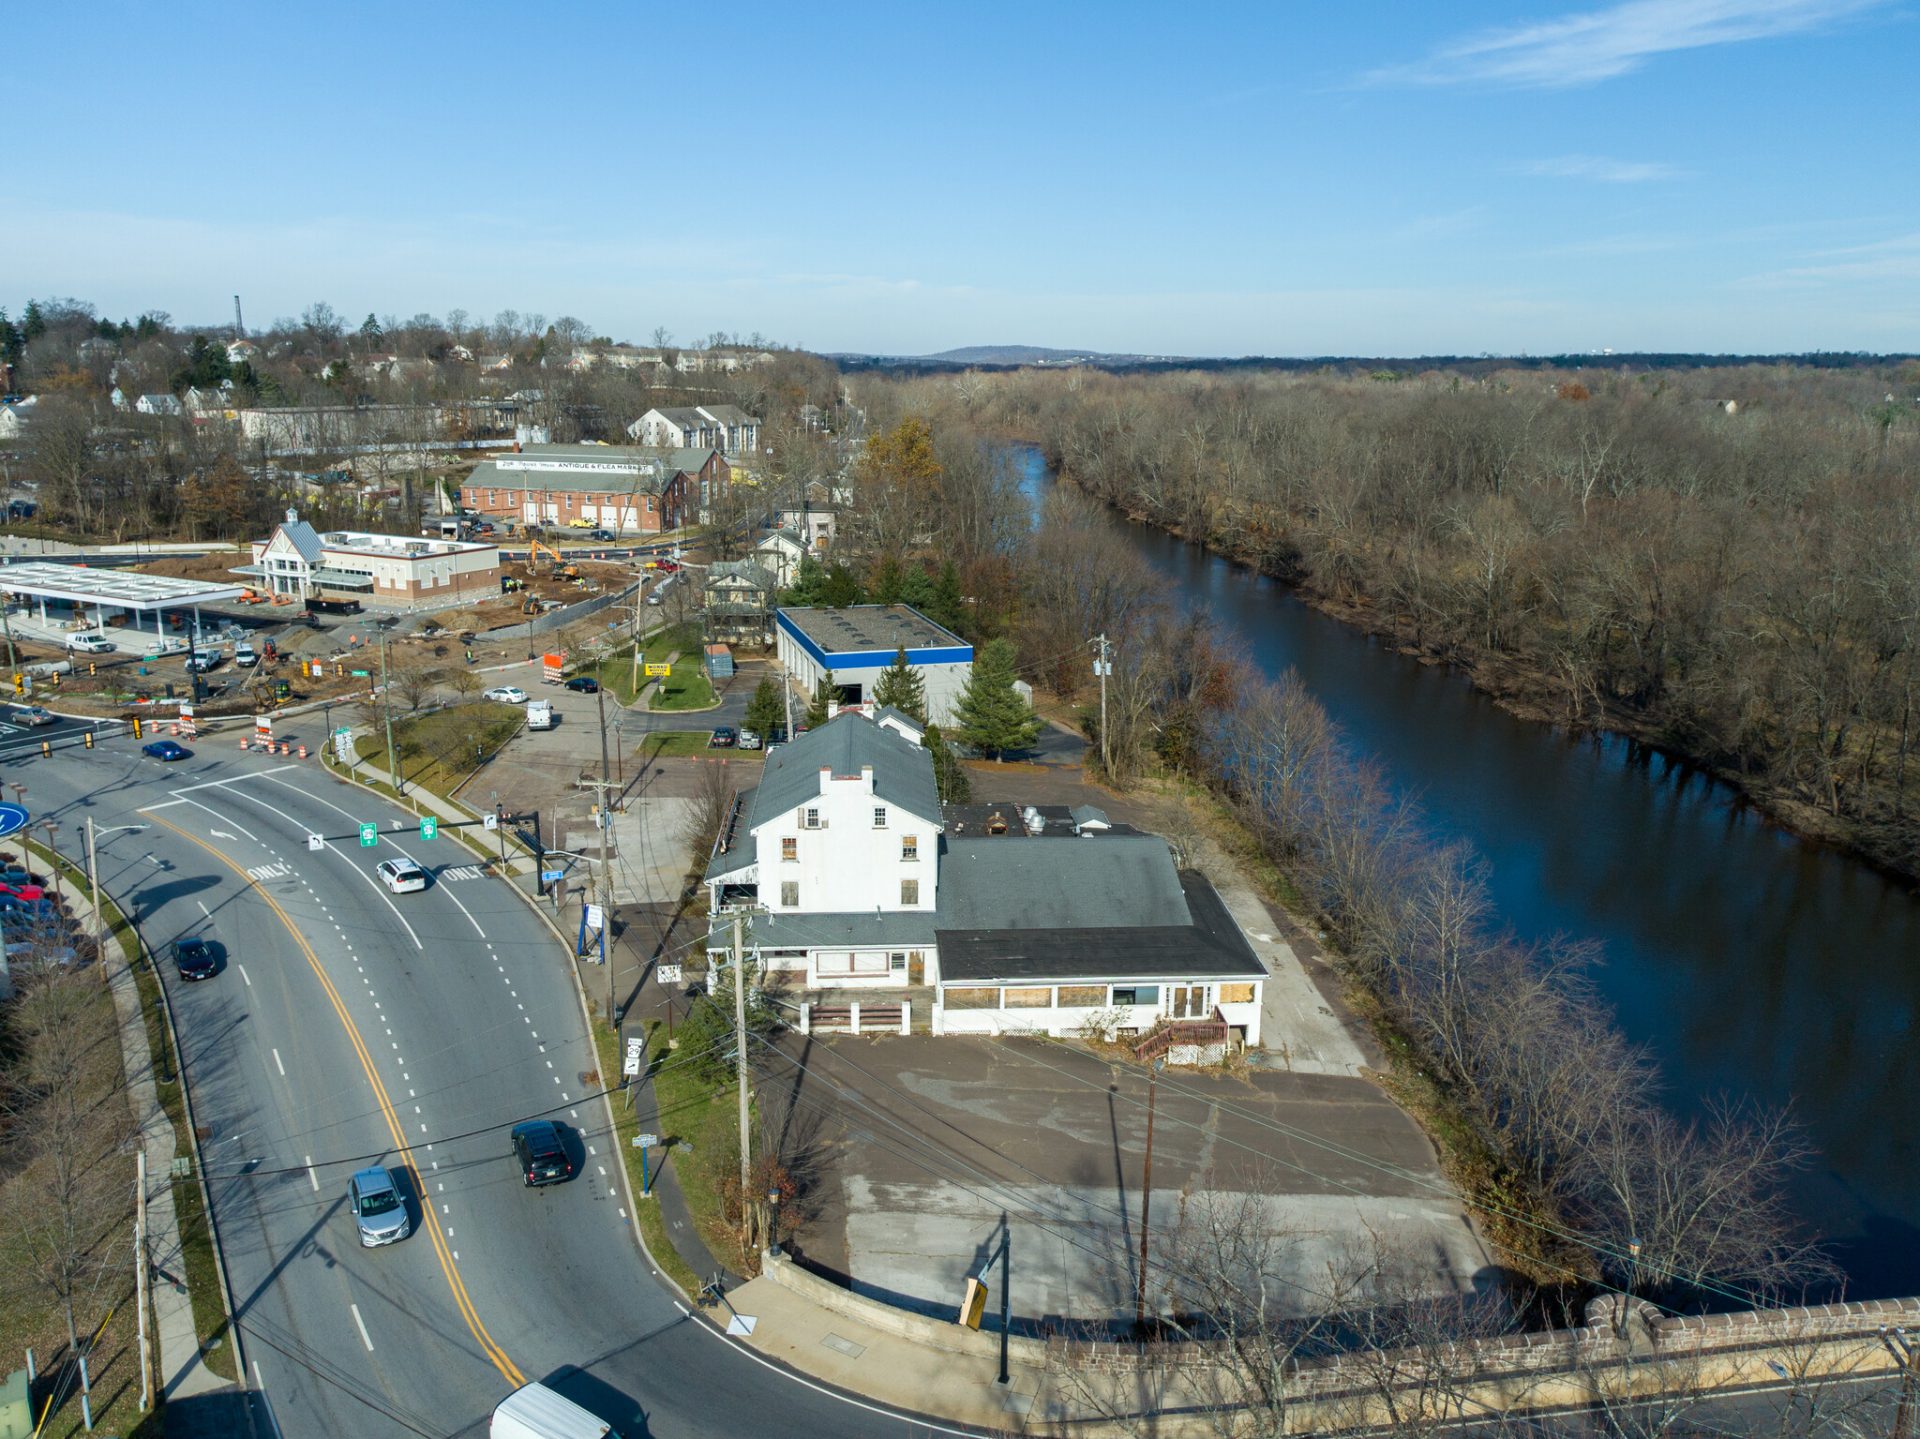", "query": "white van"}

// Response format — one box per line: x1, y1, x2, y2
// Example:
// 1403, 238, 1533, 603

526, 700, 555, 731
490, 1382, 614, 1439
65, 633, 114, 655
